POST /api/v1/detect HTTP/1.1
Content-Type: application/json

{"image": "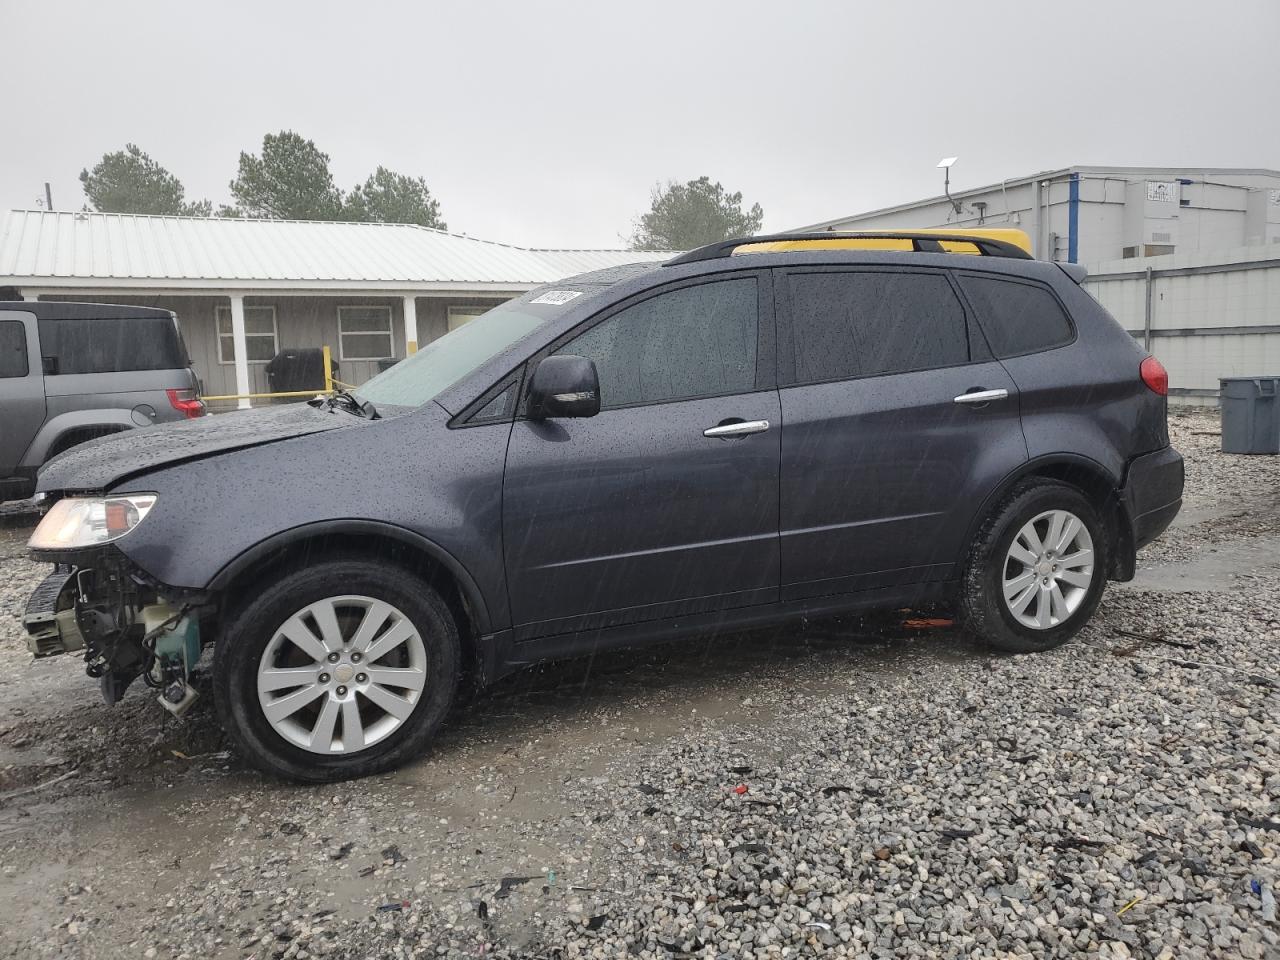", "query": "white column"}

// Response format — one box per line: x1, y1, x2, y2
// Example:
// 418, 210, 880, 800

229, 294, 252, 409
402, 294, 419, 355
